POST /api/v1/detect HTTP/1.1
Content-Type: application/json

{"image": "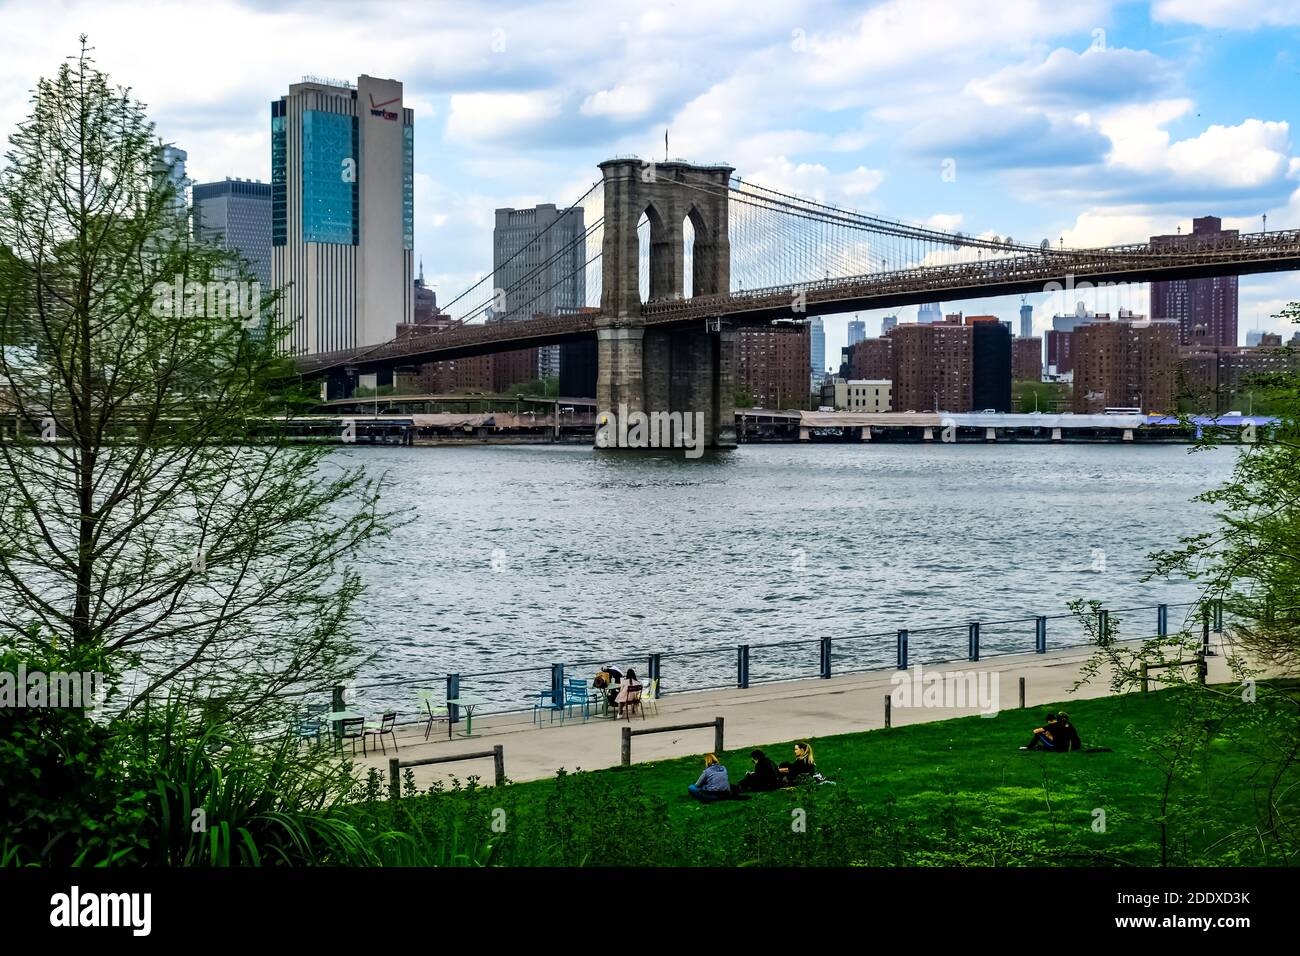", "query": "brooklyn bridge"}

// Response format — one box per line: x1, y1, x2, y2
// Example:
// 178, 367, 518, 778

295, 158, 1300, 448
